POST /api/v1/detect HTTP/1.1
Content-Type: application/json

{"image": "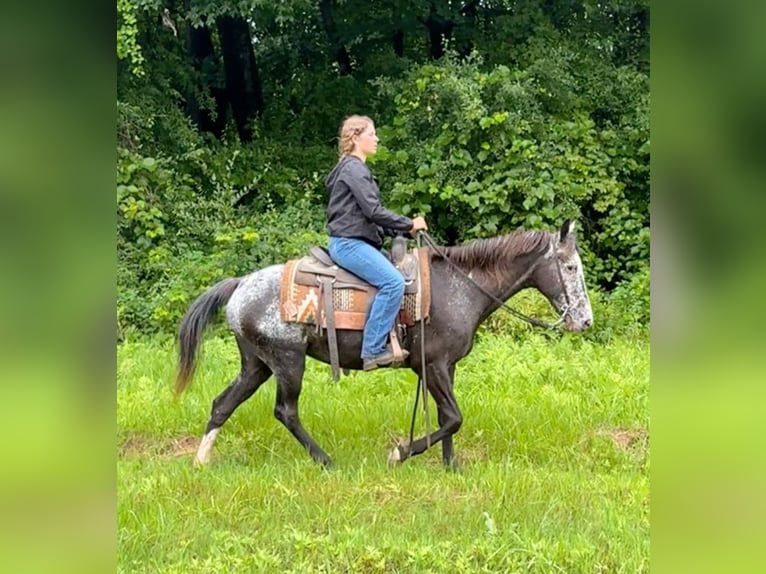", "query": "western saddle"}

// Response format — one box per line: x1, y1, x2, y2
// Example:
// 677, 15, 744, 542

280, 244, 431, 380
